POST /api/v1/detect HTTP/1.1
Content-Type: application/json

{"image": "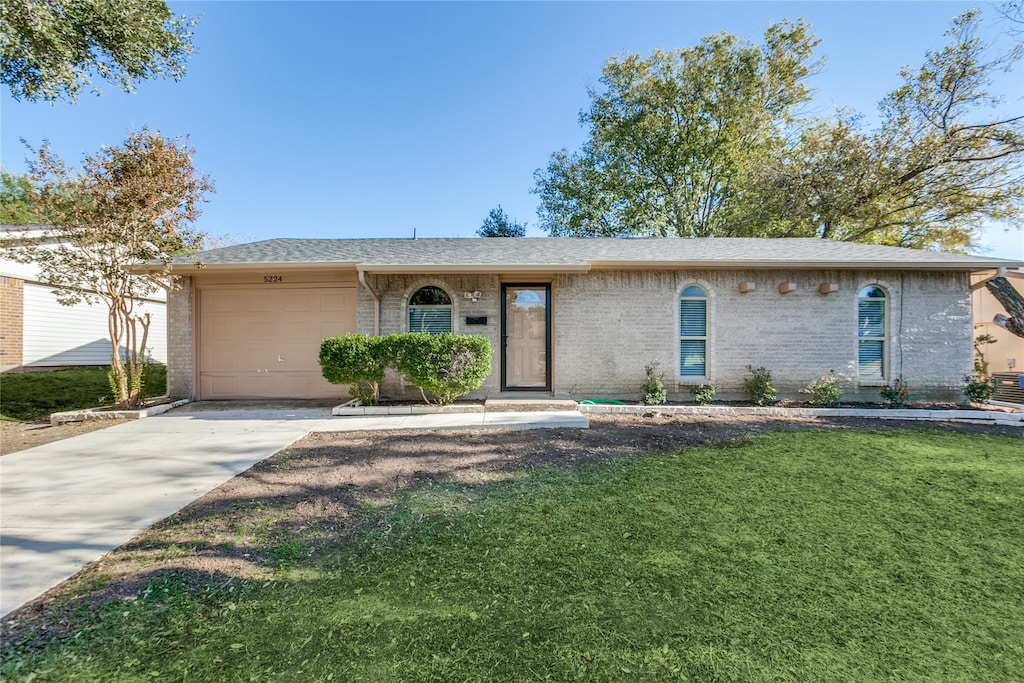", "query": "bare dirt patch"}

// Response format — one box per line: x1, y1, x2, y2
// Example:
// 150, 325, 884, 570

0, 419, 131, 456
2, 413, 1019, 656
